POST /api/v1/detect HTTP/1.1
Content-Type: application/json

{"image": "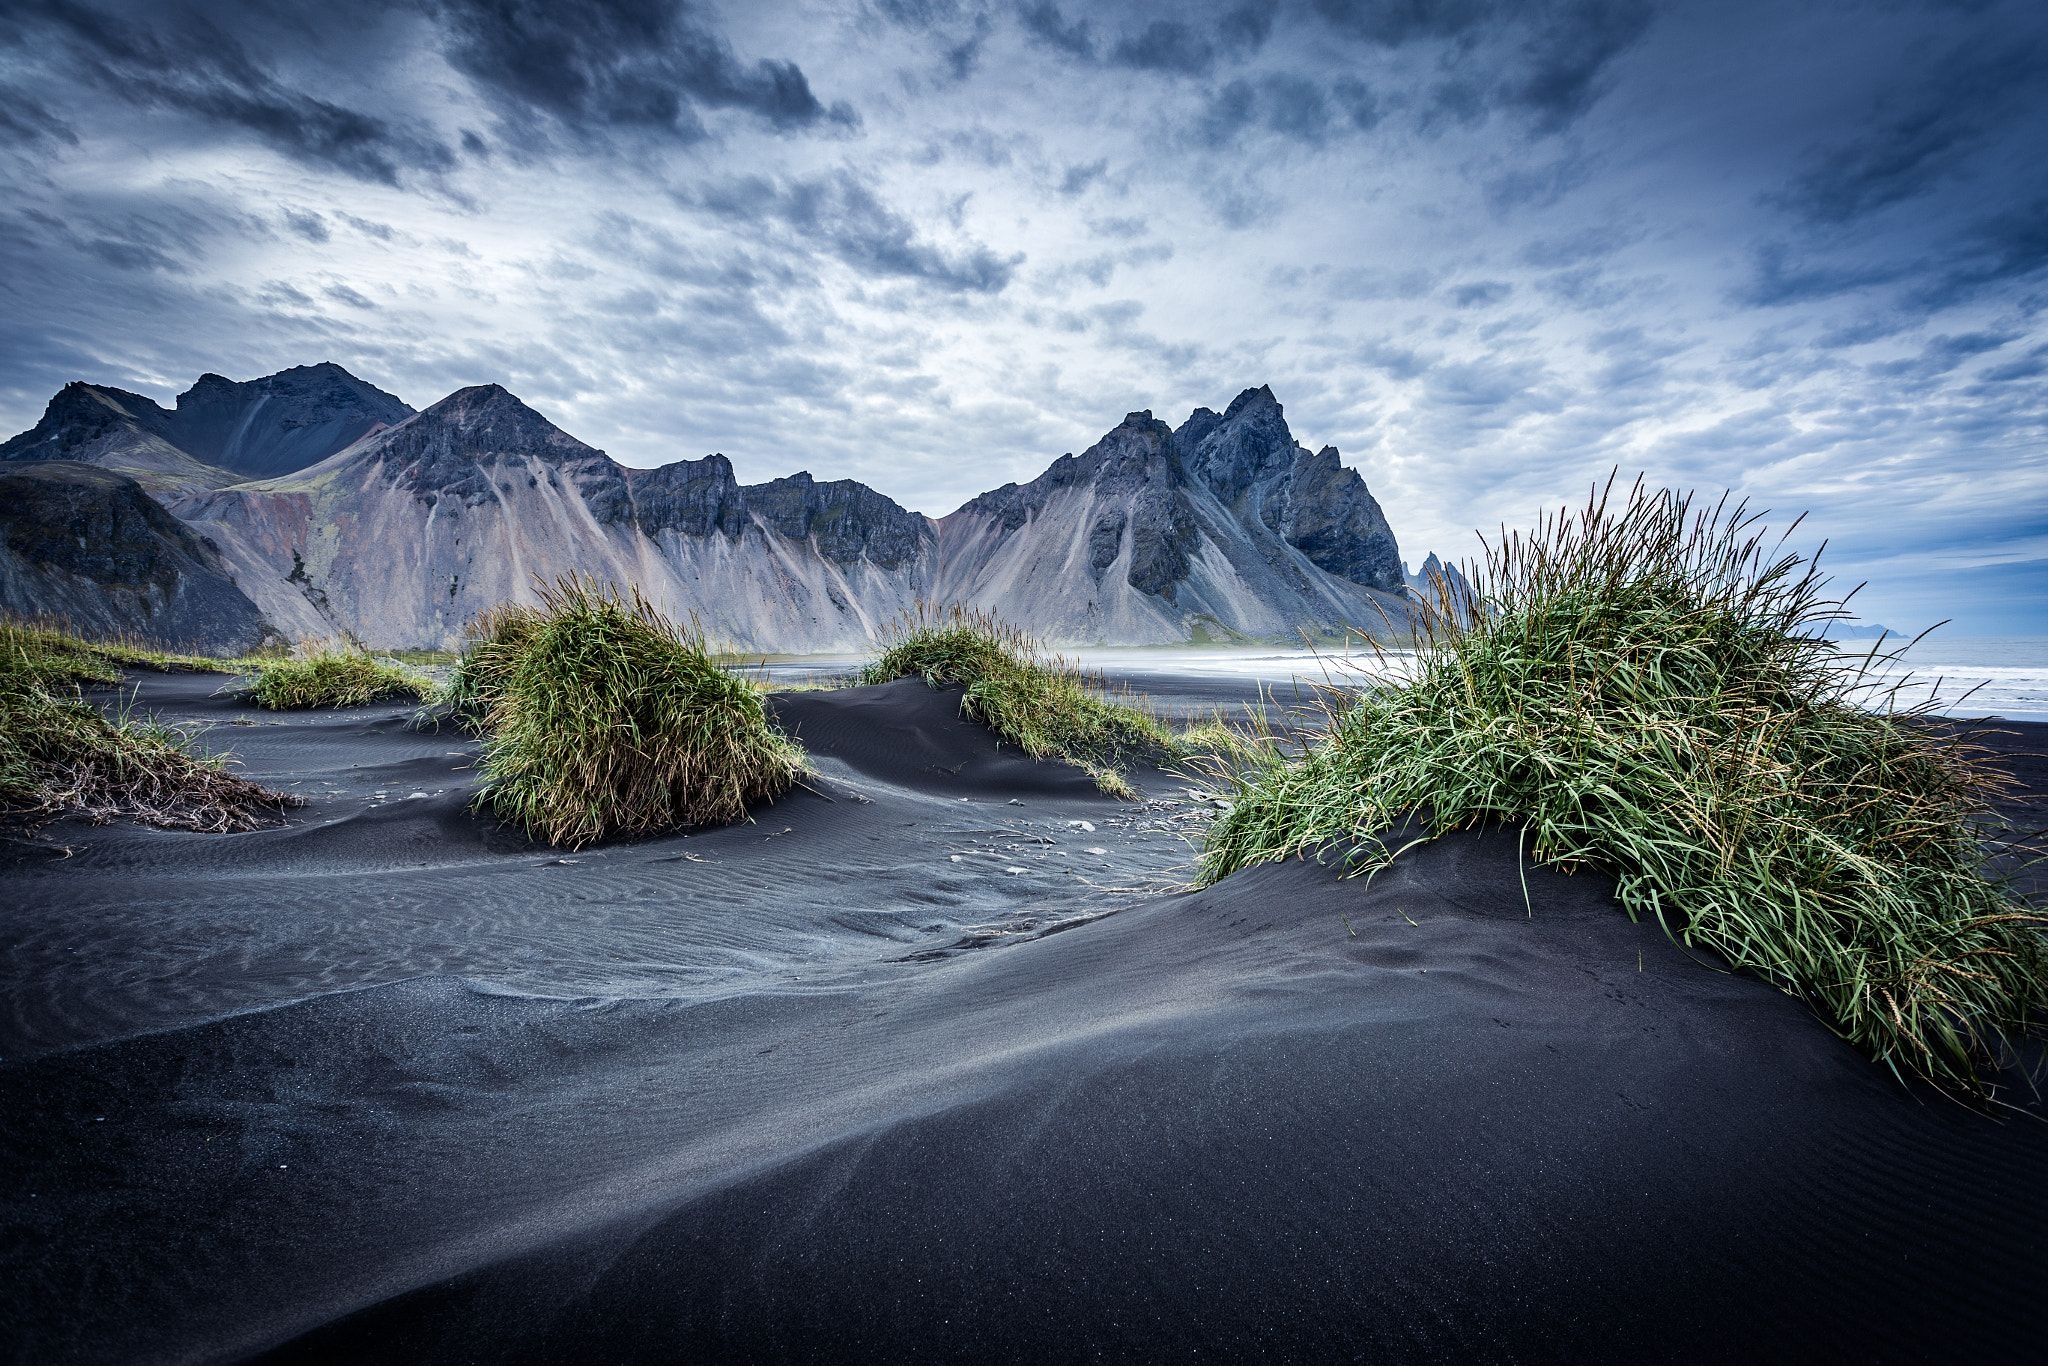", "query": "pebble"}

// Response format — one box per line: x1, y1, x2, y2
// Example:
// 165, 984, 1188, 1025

1067, 820, 1096, 832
